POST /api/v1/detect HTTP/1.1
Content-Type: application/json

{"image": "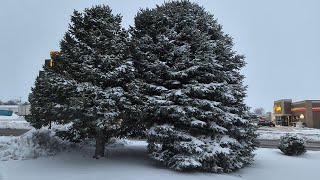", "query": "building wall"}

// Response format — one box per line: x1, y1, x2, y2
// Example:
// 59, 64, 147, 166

0, 105, 19, 114
283, 101, 292, 115
291, 102, 306, 124
305, 101, 314, 128
18, 104, 31, 116
291, 102, 305, 109
312, 103, 320, 107
274, 99, 320, 129
313, 112, 320, 129
0, 105, 30, 116
274, 102, 282, 115
311, 102, 320, 128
